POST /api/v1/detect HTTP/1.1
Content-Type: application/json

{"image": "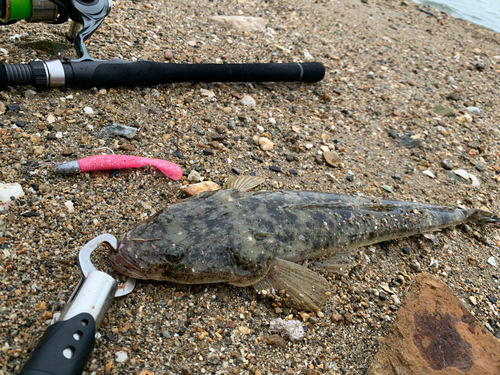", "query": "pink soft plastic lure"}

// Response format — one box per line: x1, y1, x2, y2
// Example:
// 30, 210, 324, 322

55, 155, 183, 180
